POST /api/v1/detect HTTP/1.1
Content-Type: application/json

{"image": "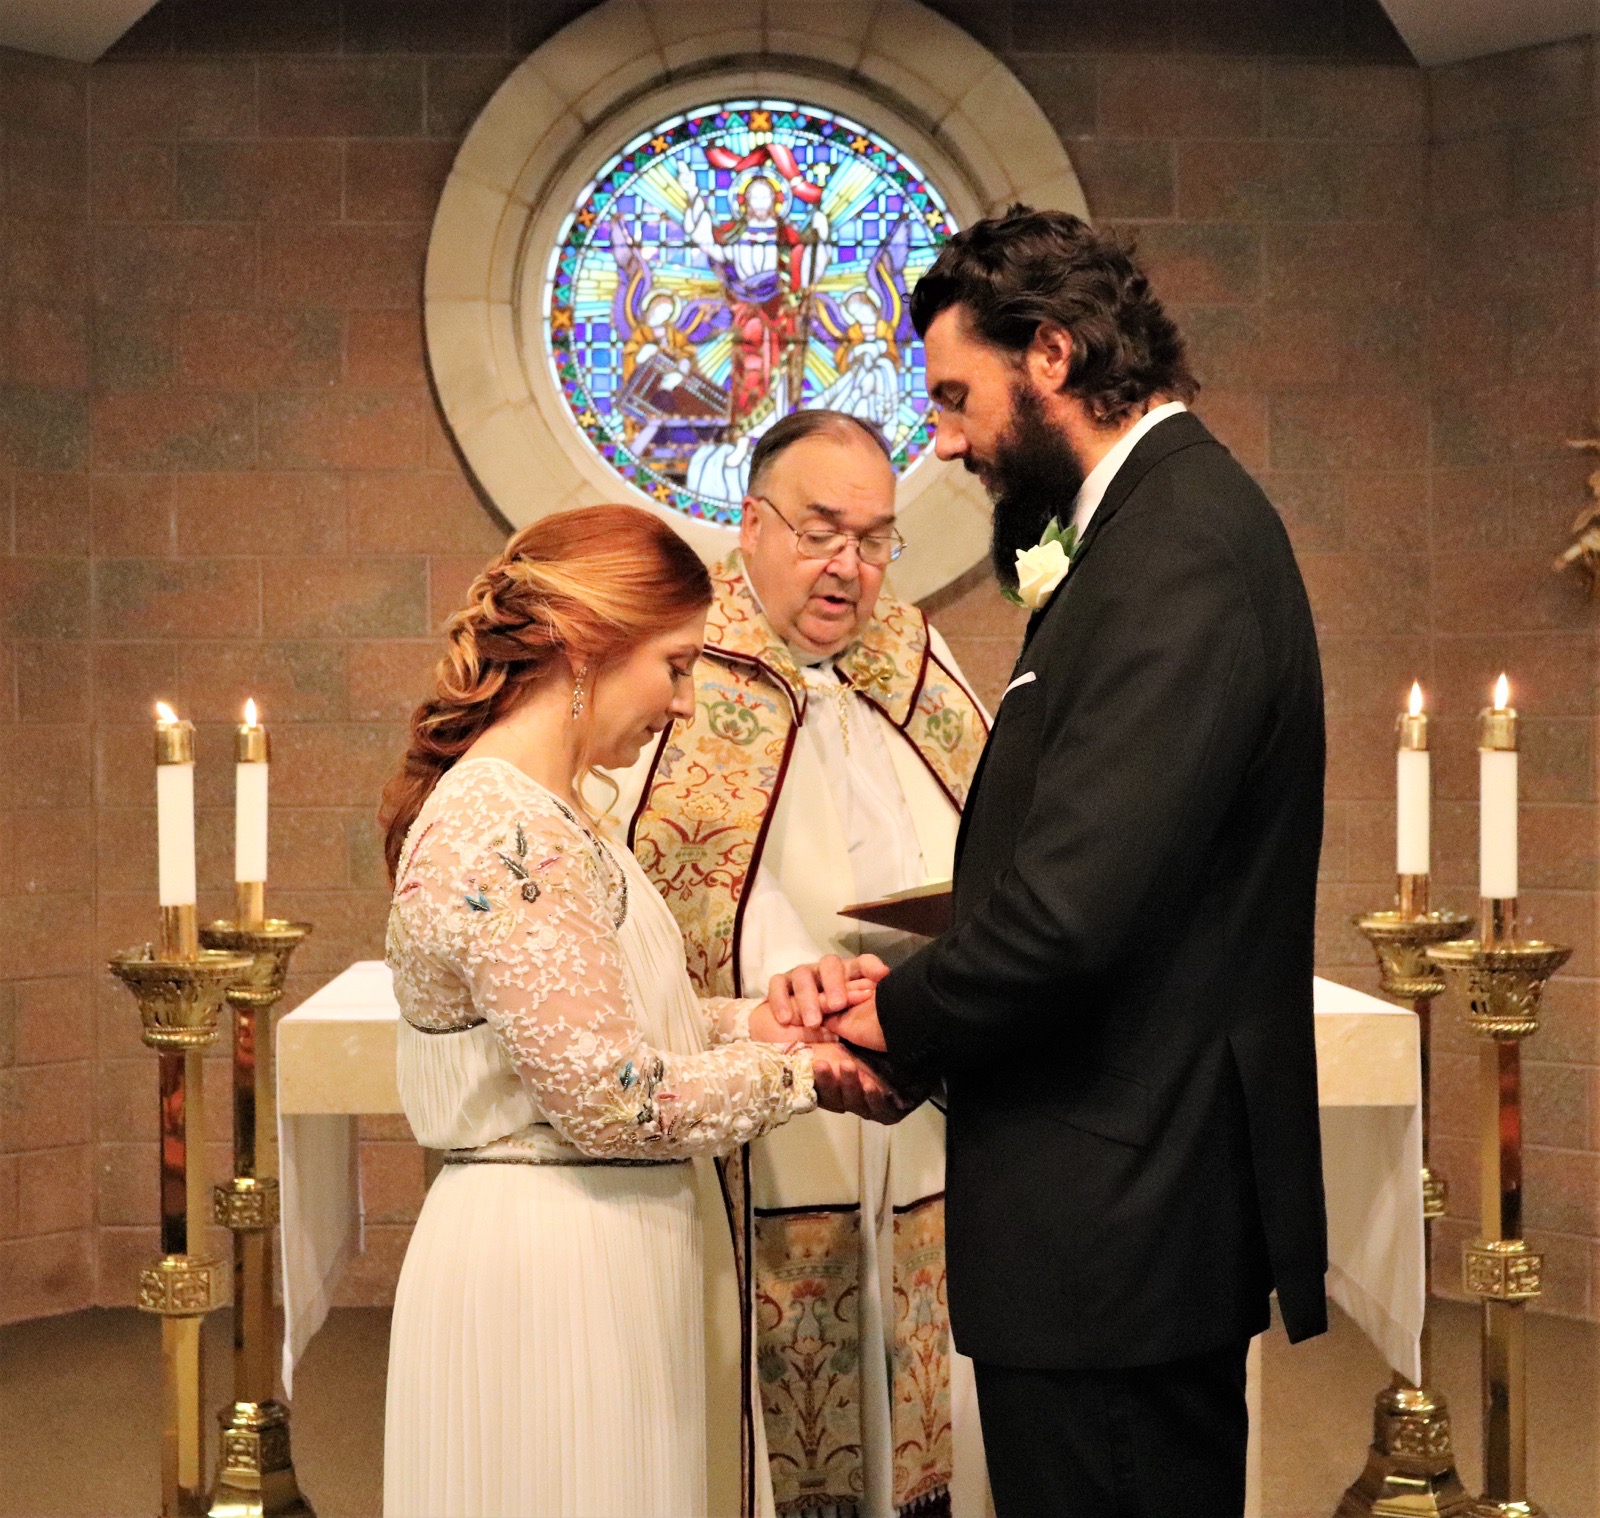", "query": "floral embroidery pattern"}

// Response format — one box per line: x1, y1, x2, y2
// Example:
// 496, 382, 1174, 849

921, 706, 966, 756
892, 1197, 953, 1513
749, 1200, 955, 1517
385, 758, 813, 1157
633, 664, 794, 997
840, 643, 898, 699
754, 1209, 865, 1514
